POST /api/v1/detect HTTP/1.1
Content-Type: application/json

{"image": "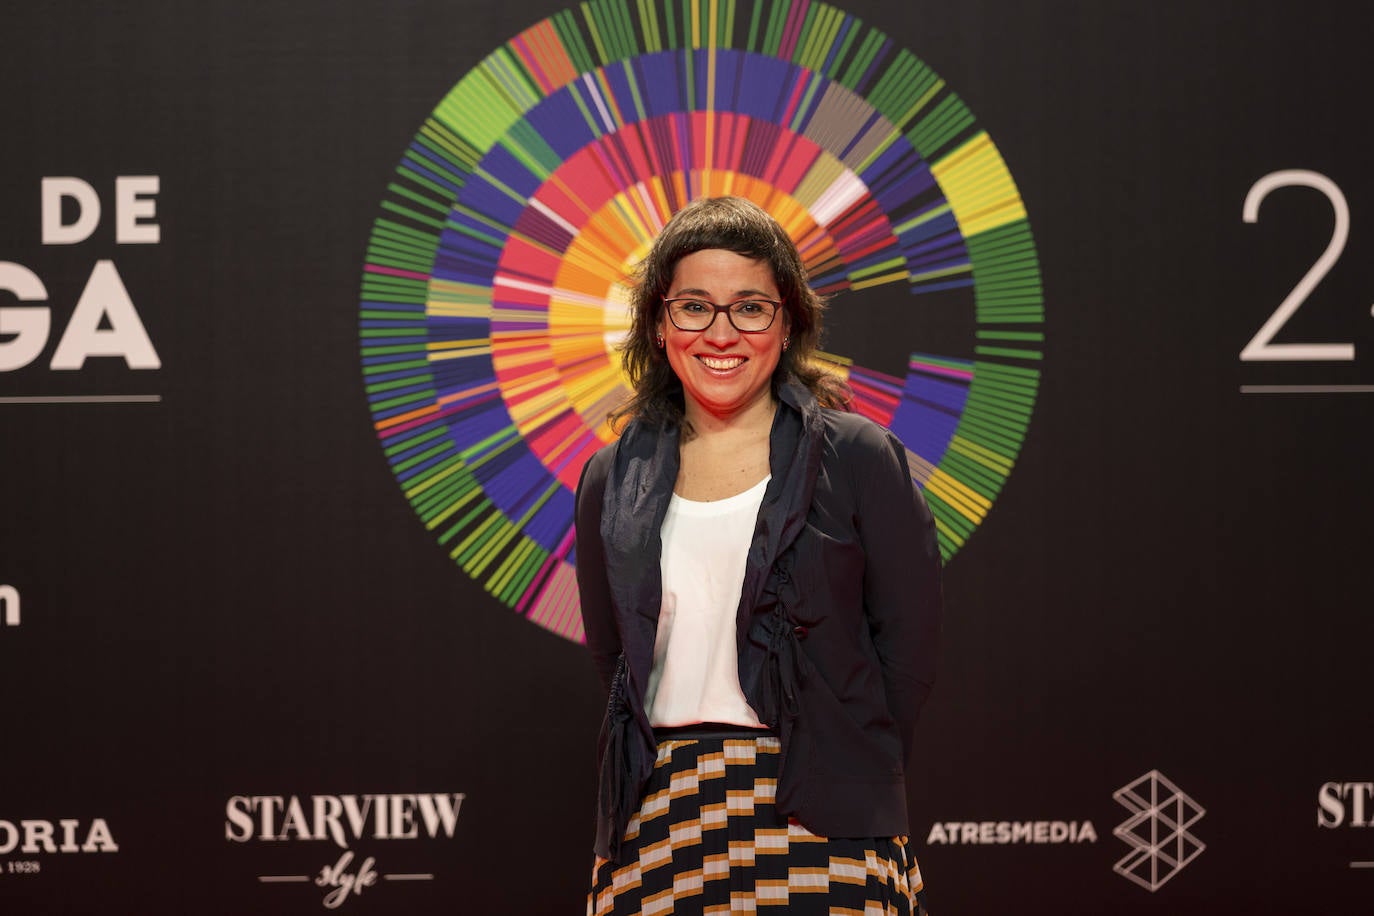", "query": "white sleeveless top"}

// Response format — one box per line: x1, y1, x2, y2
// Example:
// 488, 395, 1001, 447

645, 476, 769, 728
